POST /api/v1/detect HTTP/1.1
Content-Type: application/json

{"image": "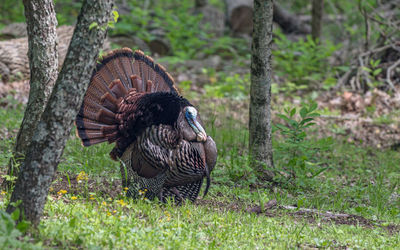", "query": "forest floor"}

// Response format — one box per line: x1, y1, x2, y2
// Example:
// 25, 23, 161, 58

1, 71, 400, 248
